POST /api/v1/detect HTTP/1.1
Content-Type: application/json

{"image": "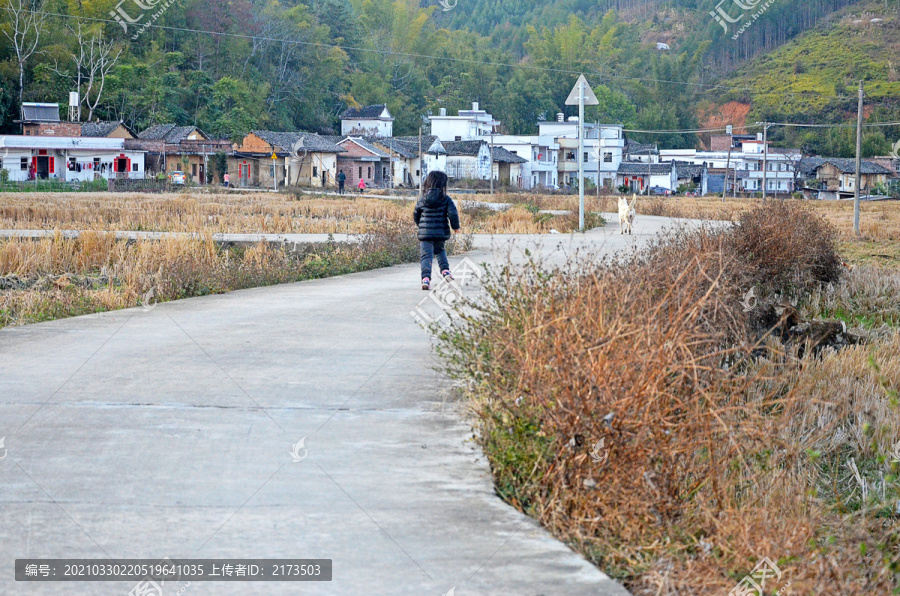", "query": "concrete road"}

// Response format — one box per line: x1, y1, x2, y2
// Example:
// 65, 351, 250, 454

0, 215, 690, 595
